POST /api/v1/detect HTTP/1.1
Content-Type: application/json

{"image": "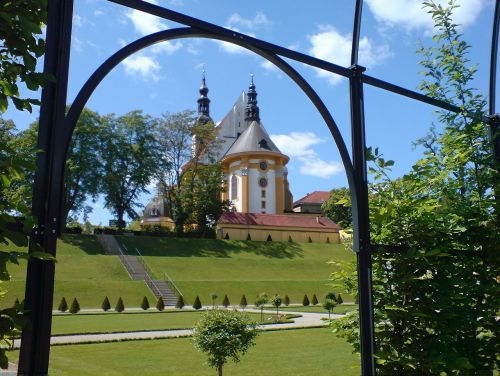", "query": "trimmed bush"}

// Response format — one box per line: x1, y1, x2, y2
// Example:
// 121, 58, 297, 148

156, 297, 165, 311
337, 294, 343, 304
222, 295, 230, 308
69, 298, 80, 314
288, 235, 293, 242
239, 295, 248, 309
302, 294, 310, 306
246, 233, 251, 241
325, 292, 337, 302
115, 297, 125, 312
312, 294, 319, 305
266, 234, 272, 242
284, 295, 290, 306
326, 237, 330, 244
58, 297, 68, 312
224, 233, 230, 240
101, 296, 111, 311
308, 236, 312, 243
193, 295, 202, 310
175, 295, 185, 309
141, 296, 150, 310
